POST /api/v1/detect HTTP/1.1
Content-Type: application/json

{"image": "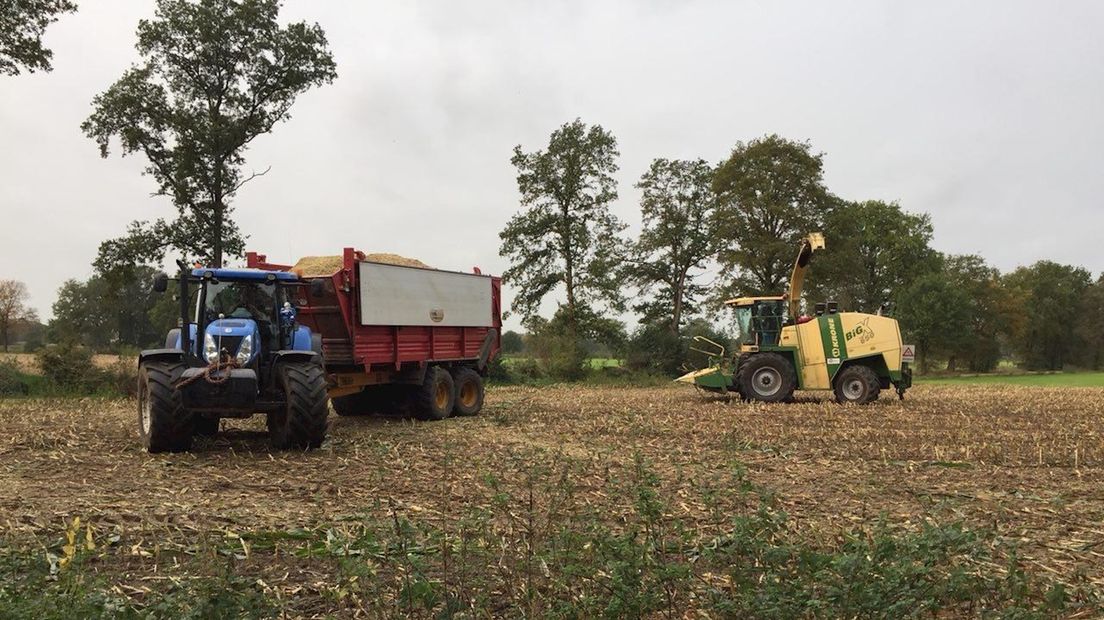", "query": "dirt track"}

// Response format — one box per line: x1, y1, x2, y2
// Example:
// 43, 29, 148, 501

2, 383, 1103, 613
